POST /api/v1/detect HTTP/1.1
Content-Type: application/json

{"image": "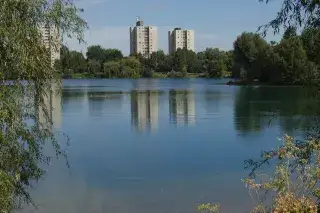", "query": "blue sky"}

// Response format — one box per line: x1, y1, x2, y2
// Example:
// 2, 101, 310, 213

66, 0, 283, 55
